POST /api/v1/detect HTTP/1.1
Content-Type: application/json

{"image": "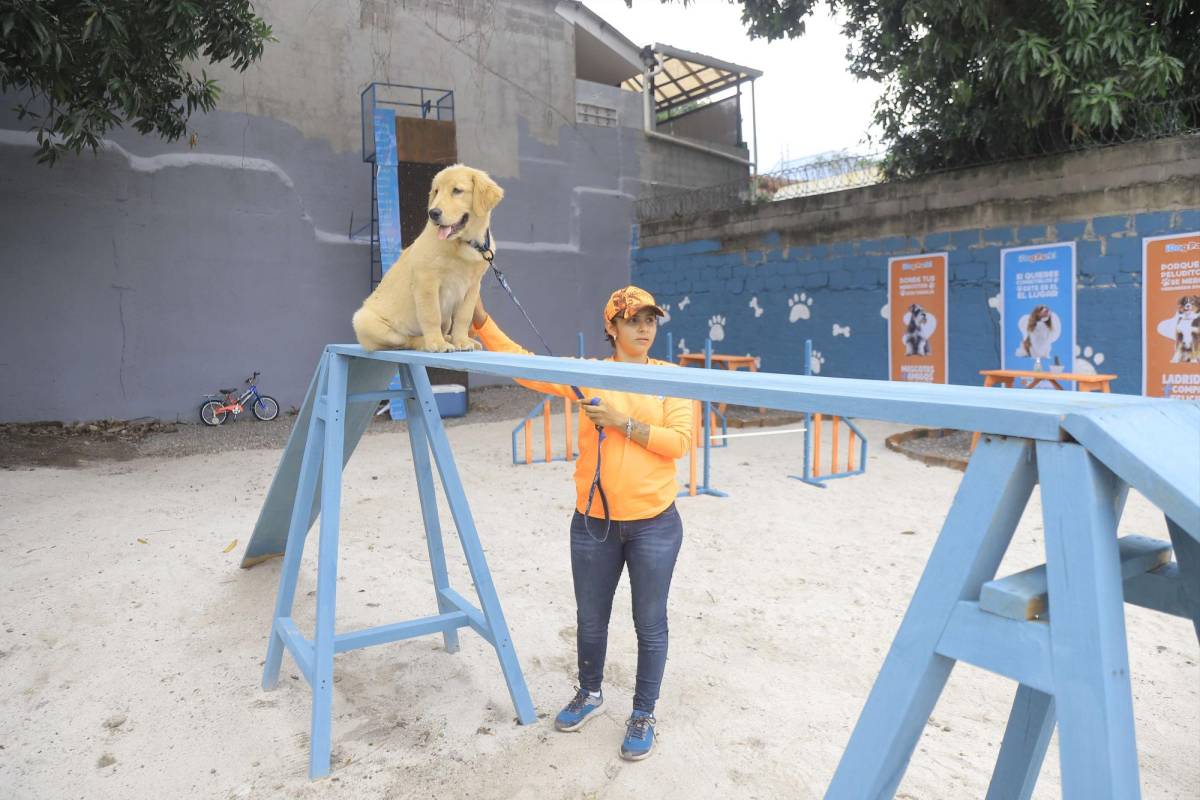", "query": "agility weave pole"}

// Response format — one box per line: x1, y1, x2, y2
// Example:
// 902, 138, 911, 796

244, 345, 1198, 794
